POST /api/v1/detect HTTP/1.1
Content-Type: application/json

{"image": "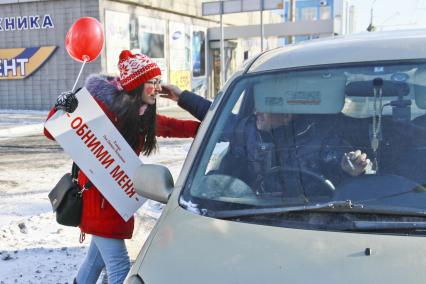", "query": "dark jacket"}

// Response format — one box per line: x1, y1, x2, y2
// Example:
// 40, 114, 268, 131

45, 76, 200, 239
231, 115, 351, 197
178, 91, 351, 198
178, 90, 211, 121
